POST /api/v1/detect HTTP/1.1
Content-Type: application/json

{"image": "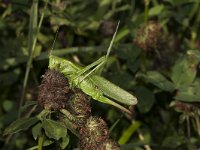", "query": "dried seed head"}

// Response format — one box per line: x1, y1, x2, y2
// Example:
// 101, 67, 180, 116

97, 139, 120, 150
67, 88, 91, 125
173, 101, 197, 114
80, 117, 109, 150
37, 69, 70, 110
41, 69, 68, 88
134, 21, 162, 51
99, 20, 117, 37
152, 33, 181, 70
